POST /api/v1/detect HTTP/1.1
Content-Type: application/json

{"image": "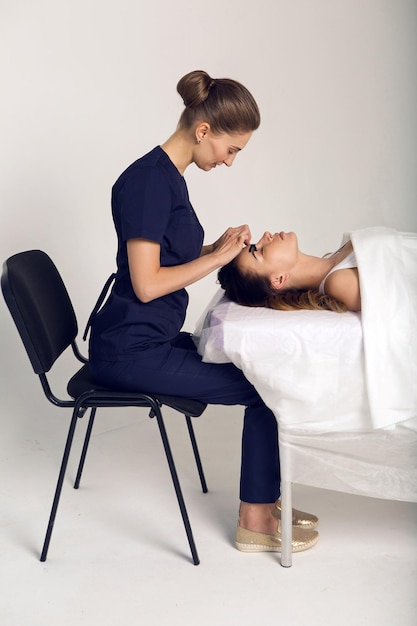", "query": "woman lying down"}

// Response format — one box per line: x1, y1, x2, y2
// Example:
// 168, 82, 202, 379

218, 226, 417, 430
218, 230, 361, 312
